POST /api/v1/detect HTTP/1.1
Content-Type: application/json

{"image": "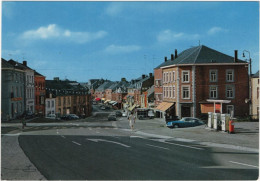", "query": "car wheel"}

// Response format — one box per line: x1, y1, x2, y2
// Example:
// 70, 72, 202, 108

173, 124, 179, 128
